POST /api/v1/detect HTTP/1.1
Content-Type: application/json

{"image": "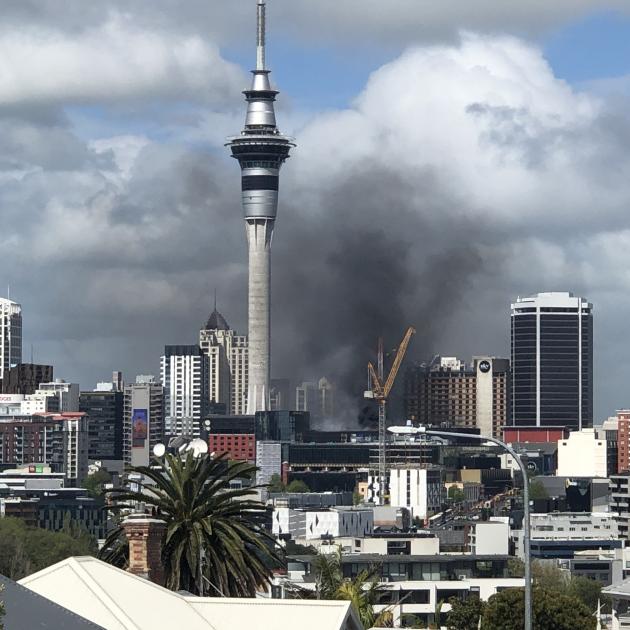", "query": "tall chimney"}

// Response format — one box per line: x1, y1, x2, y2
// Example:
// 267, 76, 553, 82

122, 514, 166, 586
